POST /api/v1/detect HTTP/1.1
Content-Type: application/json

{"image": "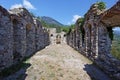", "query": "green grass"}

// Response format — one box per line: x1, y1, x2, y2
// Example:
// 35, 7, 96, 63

111, 35, 120, 60
111, 46, 120, 60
